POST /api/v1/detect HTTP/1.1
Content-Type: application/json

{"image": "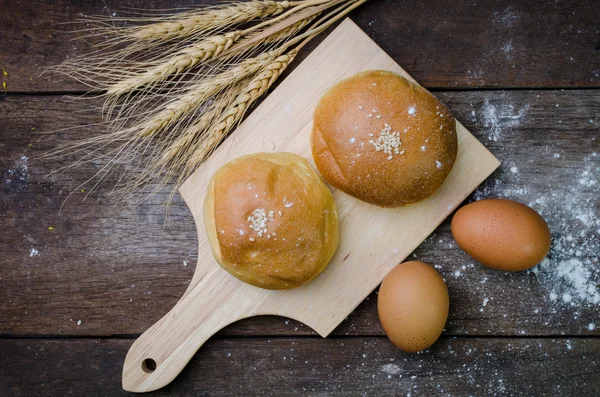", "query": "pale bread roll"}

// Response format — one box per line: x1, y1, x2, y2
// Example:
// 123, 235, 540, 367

204, 152, 339, 290
311, 70, 458, 207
